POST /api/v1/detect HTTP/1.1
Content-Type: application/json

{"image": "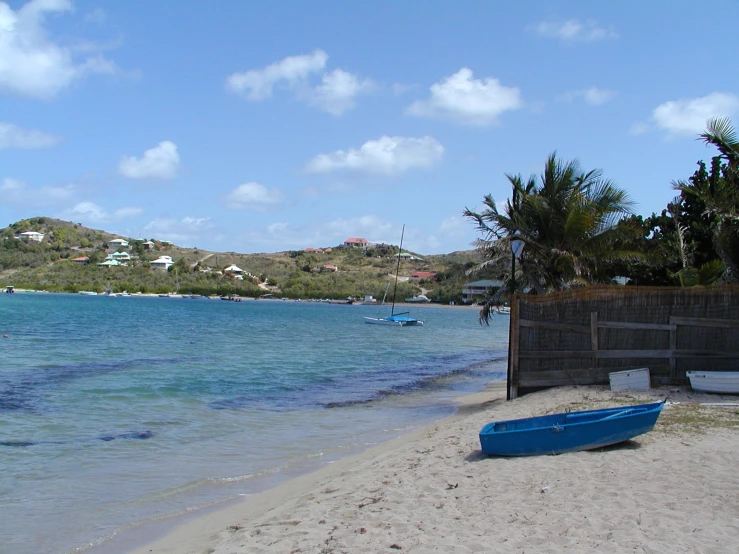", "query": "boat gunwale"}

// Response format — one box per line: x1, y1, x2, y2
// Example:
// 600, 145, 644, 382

480, 401, 665, 436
